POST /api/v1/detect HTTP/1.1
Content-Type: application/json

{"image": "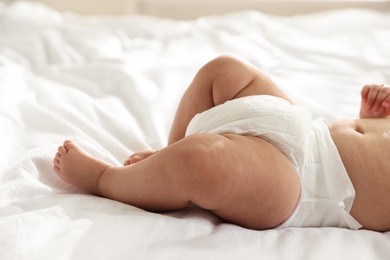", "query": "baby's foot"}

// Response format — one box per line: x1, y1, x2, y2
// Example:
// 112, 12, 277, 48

53, 140, 111, 195
124, 150, 156, 166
